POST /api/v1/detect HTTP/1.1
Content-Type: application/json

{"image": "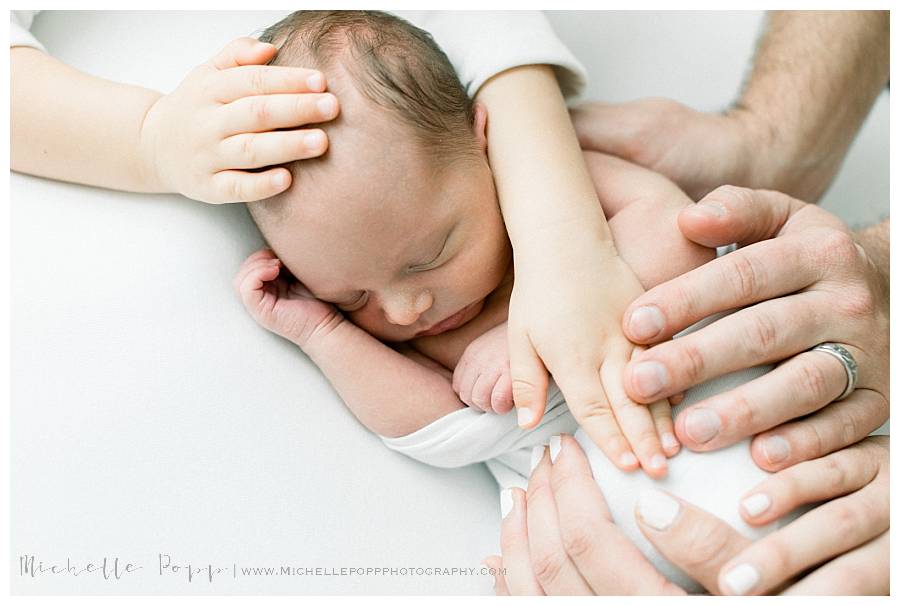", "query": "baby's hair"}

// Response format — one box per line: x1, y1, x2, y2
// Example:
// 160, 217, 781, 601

248, 10, 479, 228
